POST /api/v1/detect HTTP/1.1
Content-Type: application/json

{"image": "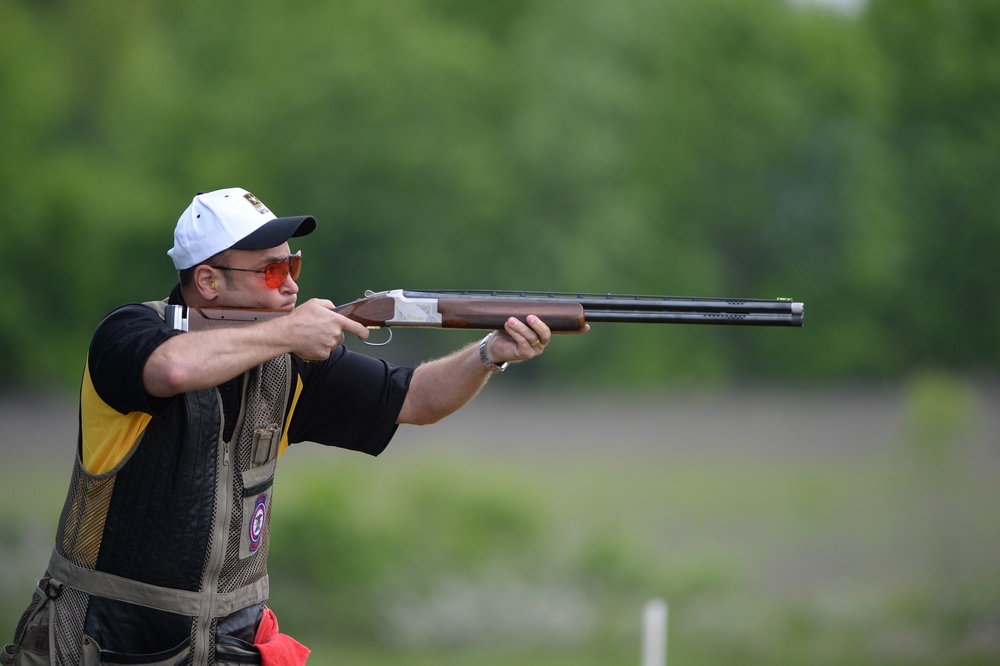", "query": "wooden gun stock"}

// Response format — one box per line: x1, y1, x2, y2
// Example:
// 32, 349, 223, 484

436, 299, 586, 332
183, 306, 286, 331
332, 294, 398, 327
